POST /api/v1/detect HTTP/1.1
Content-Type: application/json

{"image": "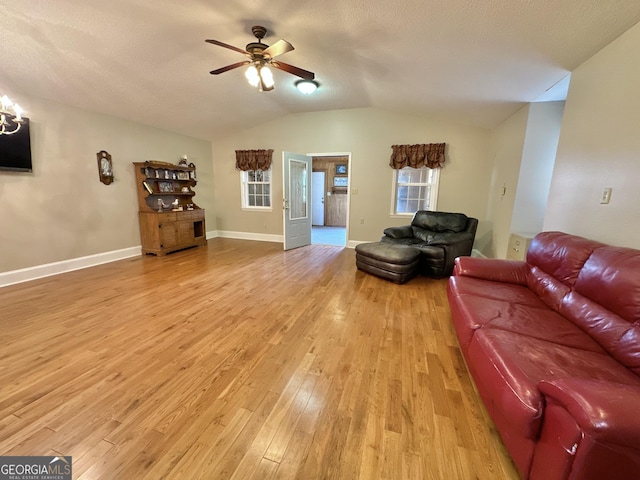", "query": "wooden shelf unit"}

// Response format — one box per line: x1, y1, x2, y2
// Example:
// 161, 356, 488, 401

133, 161, 207, 256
